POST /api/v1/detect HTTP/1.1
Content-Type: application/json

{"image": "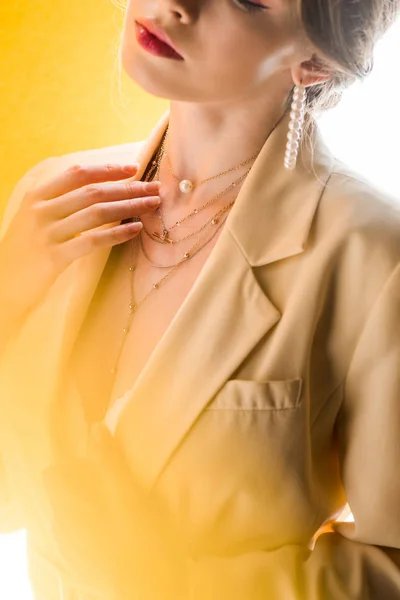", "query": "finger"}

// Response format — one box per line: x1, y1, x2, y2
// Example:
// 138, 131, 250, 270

49, 195, 159, 243
59, 220, 143, 266
32, 163, 140, 202
40, 180, 161, 220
